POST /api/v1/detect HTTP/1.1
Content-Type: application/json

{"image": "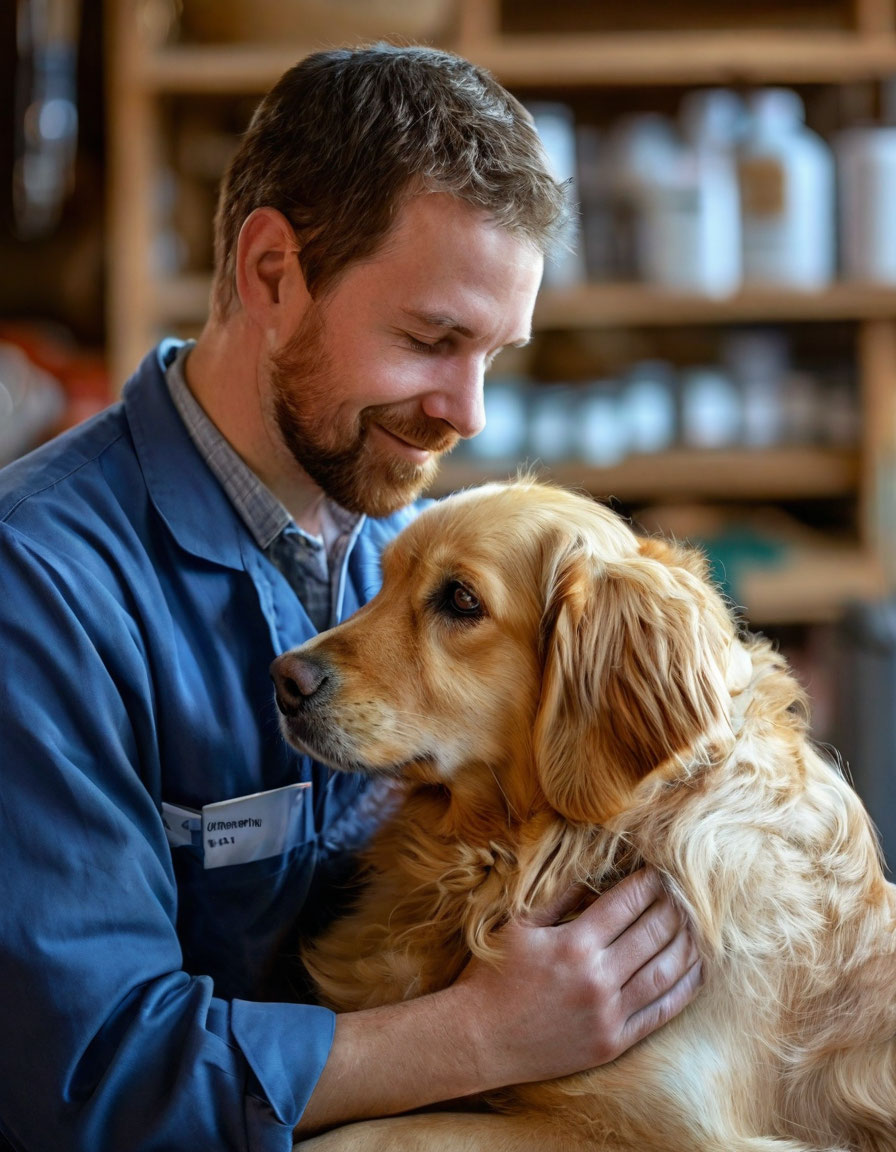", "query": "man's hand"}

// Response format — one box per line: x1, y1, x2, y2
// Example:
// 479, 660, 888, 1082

296, 867, 701, 1137
457, 867, 702, 1086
